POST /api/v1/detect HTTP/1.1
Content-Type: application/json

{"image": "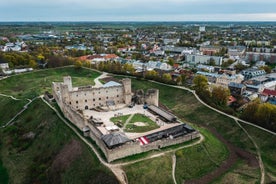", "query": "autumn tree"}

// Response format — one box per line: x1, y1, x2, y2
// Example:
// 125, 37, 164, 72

193, 75, 211, 101
145, 70, 158, 80
193, 75, 208, 93
259, 66, 271, 73
211, 86, 230, 106
74, 60, 82, 70
162, 73, 172, 83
